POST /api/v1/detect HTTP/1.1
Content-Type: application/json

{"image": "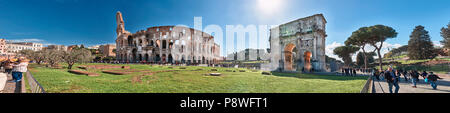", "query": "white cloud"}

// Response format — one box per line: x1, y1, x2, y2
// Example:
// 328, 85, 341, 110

8, 38, 44, 43
7, 38, 55, 46
325, 41, 344, 61
433, 41, 443, 48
